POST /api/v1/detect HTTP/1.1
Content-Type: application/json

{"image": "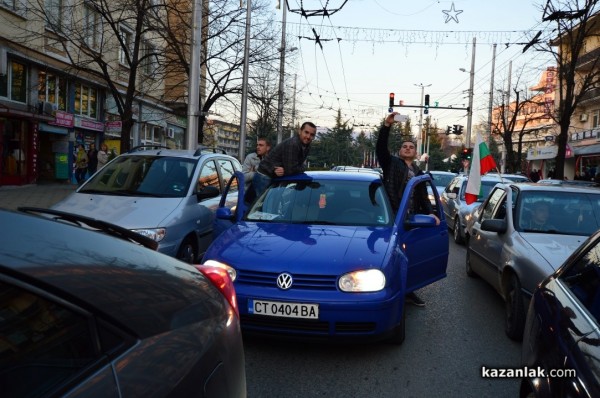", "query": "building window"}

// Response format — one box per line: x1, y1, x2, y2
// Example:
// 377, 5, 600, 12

38, 71, 67, 111
141, 41, 157, 76
119, 26, 133, 66
74, 82, 97, 118
0, 60, 27, 103
1, 0, 23, 13
45, 0, 64, 30
83, 4, 102, 50
593, 110, 600, 128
